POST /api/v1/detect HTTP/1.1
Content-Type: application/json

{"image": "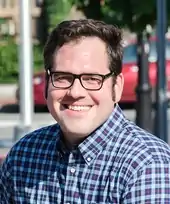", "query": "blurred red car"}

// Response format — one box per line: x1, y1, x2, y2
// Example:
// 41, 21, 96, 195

121, 37, 170, 103
16, 71, 46, 106
16, 37, 170, 105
